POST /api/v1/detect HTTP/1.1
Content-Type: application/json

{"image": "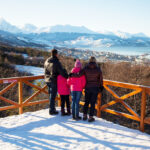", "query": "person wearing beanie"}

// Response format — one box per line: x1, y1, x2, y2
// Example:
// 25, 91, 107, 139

75, 59, 82, 68
67, 59, 86, 120
71, 56, 103, 122
89, 56, 96, 63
